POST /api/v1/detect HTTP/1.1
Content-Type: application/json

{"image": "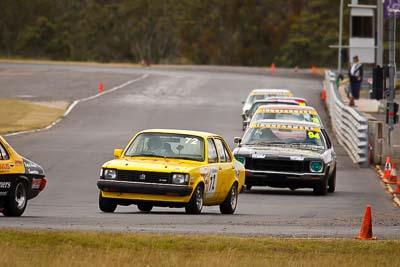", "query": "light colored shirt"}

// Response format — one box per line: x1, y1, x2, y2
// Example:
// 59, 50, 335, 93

350, 63, 362, 77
